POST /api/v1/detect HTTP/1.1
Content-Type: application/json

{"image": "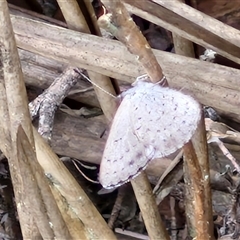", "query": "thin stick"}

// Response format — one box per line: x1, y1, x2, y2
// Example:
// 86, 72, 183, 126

131, 173, 170, 240
0, 1, 40, 238
171, 0, 195, 58
183, 115, 214, 239
100, 0, 164, 84
17, 126, 71, 239
55, 0, 118, 123
100, 1, 169, 238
